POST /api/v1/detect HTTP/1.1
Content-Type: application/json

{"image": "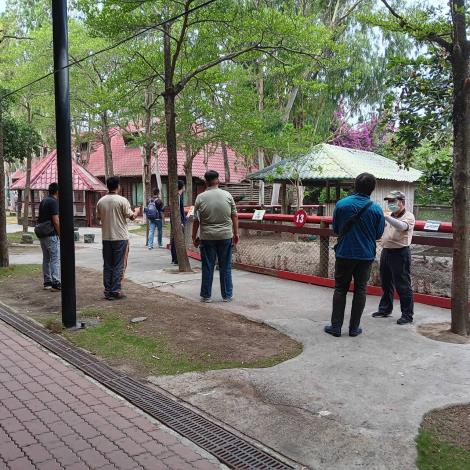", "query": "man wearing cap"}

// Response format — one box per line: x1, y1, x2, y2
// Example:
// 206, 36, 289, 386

372, 191, 416, 324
